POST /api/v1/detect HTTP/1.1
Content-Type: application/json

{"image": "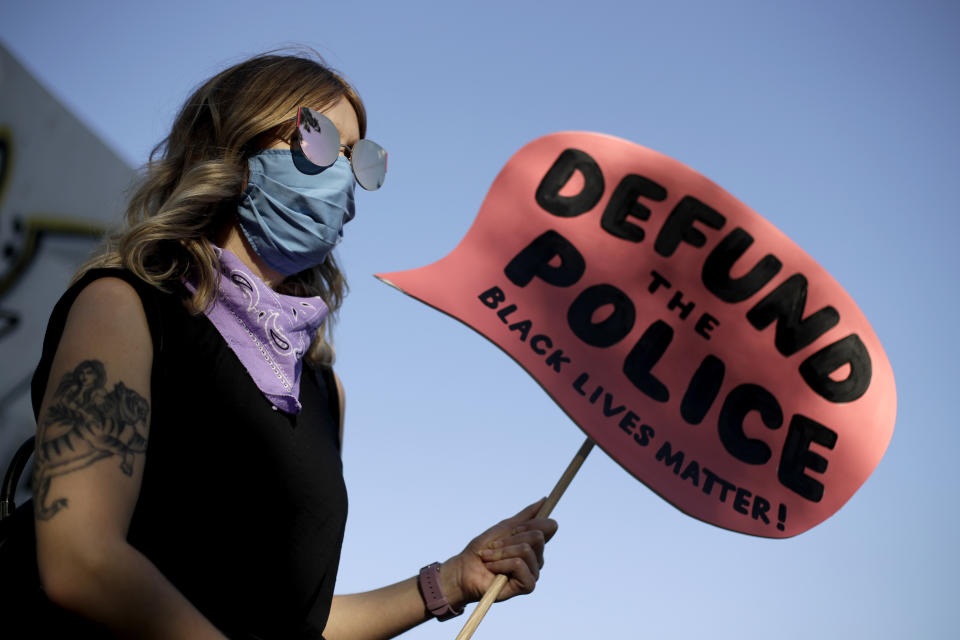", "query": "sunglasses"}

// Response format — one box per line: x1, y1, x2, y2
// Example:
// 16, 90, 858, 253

293, 106, 387, 191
